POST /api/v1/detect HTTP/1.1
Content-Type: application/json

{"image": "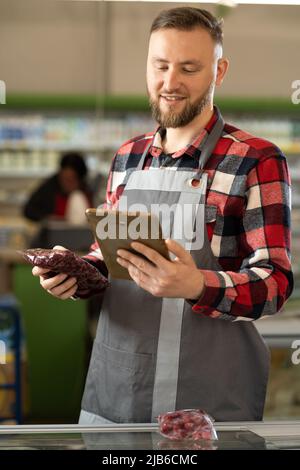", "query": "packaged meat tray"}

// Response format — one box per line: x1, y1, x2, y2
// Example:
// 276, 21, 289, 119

158, 409, 218, 441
